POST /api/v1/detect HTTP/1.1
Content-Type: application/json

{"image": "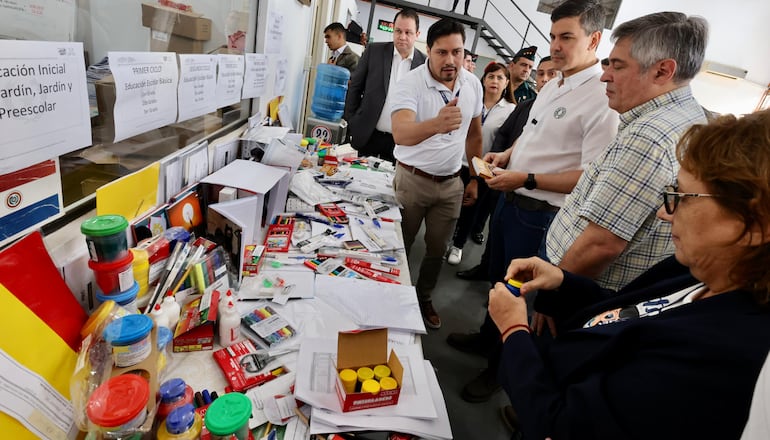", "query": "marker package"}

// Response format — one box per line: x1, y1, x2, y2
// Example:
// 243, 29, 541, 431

240, 302, 299, 350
